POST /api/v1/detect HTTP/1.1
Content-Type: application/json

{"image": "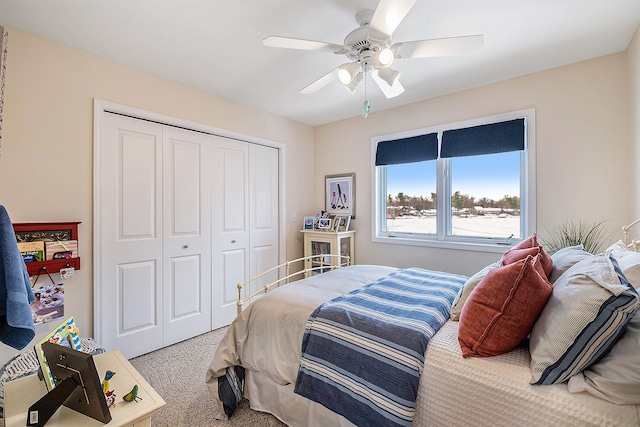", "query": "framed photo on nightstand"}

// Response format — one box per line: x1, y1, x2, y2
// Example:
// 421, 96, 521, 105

317, 217, 332, 230
337, 215, 351, 232
303, 216, 315, 230
332, 216, 342, 231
